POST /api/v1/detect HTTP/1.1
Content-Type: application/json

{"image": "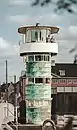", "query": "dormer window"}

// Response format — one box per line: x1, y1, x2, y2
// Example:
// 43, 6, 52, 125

59, 70, 65, 76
